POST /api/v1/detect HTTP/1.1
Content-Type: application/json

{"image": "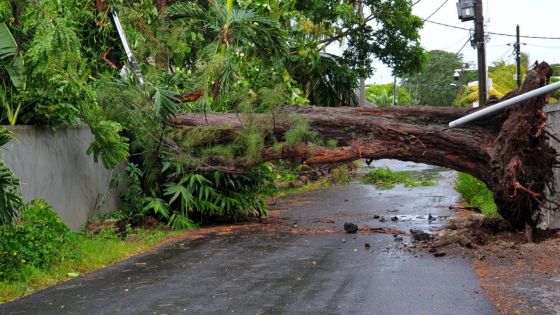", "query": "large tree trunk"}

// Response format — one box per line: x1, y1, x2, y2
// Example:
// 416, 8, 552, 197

170, 62, 558, 230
